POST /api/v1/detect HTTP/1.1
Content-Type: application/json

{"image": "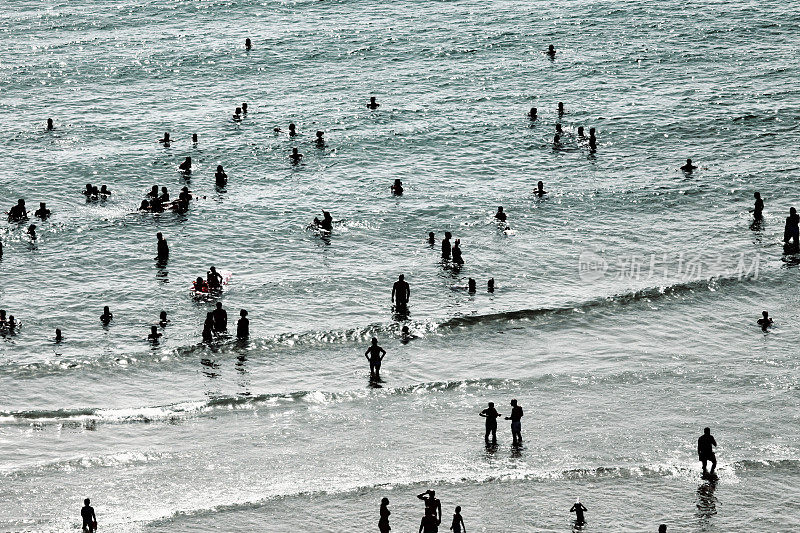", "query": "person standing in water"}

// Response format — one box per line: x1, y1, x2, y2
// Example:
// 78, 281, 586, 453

751, 192, 763, 221
452, 239, 464, 265
658, 525, 667, 533
419, 508, 439, 533
698, 427, 718, 477
450, 506, 465, 533
535, 181, 547, 196
570, 499, 587, 525
480, 402, 501, 443
100, 306, 113, 326
237, 309, 250, 339
528, 107, 537, 119
215, 165, 227, 186
442, 232, 452, 261
757, 310, 773, 330
212, 302, 227, 332
379, 497, 391, 533
47, 118, 54, 130
148, 325, 162, 342
367, 96, 380, 109
506, 399, 523, 446
417, 490, 442, 525
392, 274, 411, 307
428, 232, 436, 246
34, 202, 51, 219
680, 158, 697, 173
784, 207, 799, 248
547, 44, 556, 58
290, 147, 303, 163
156, 232, 169, 260
245, 38, 252, 50
81, 498, 97, 532
364, 337, 386, 378
495, 206, 507, 222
